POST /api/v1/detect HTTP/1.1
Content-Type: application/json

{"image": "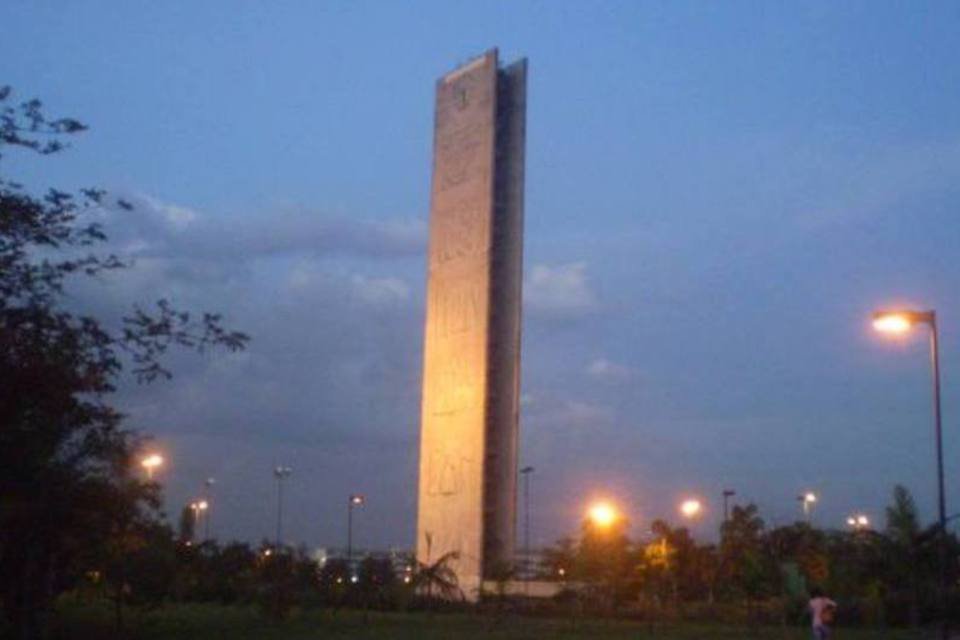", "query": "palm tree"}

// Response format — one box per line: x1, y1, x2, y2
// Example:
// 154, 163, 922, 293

412, 551, 463, 601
